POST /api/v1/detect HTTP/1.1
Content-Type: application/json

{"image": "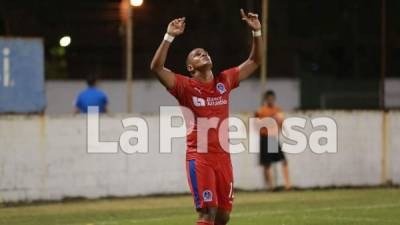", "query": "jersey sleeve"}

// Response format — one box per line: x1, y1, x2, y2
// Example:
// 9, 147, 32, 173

220, 67, 240, 90
167, 74, 188, 100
